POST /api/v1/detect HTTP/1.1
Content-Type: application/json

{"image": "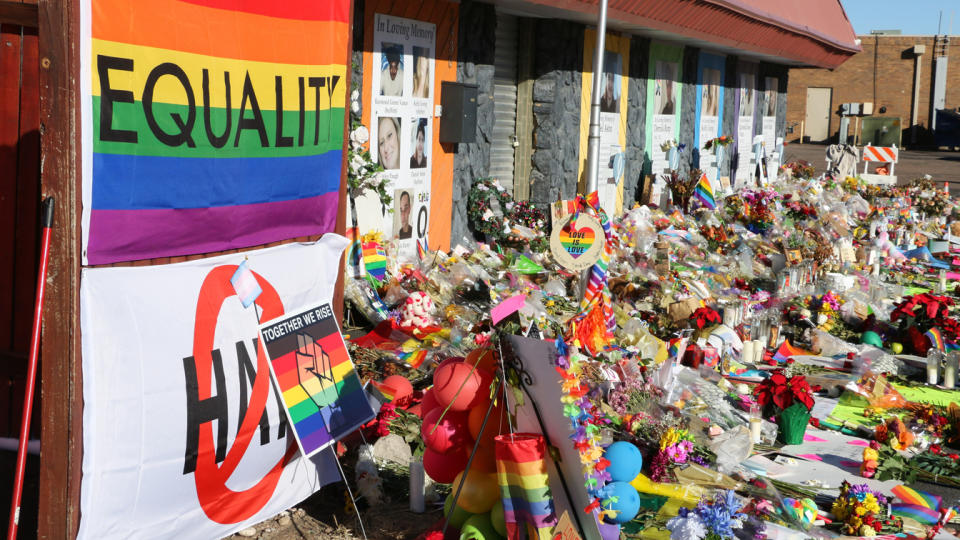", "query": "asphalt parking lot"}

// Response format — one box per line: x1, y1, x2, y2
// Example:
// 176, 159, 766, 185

782, 143, 960, 189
